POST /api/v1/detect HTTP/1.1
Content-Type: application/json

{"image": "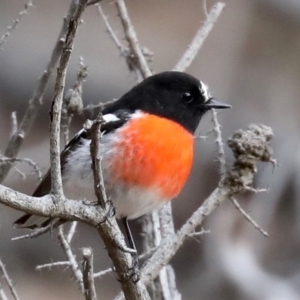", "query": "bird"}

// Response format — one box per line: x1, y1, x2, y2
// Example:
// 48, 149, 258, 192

14, 71, 231, 233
